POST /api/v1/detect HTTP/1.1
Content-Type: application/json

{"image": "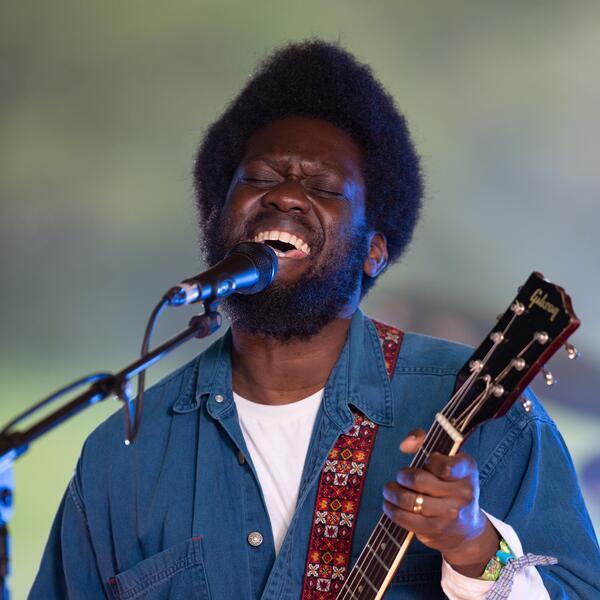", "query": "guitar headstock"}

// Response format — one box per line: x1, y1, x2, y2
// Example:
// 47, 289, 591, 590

451, 272, 580, 437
